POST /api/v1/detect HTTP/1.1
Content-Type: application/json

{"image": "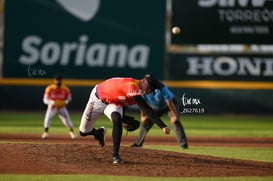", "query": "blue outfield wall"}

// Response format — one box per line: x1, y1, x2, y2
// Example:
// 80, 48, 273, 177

0, 85, 272, 115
